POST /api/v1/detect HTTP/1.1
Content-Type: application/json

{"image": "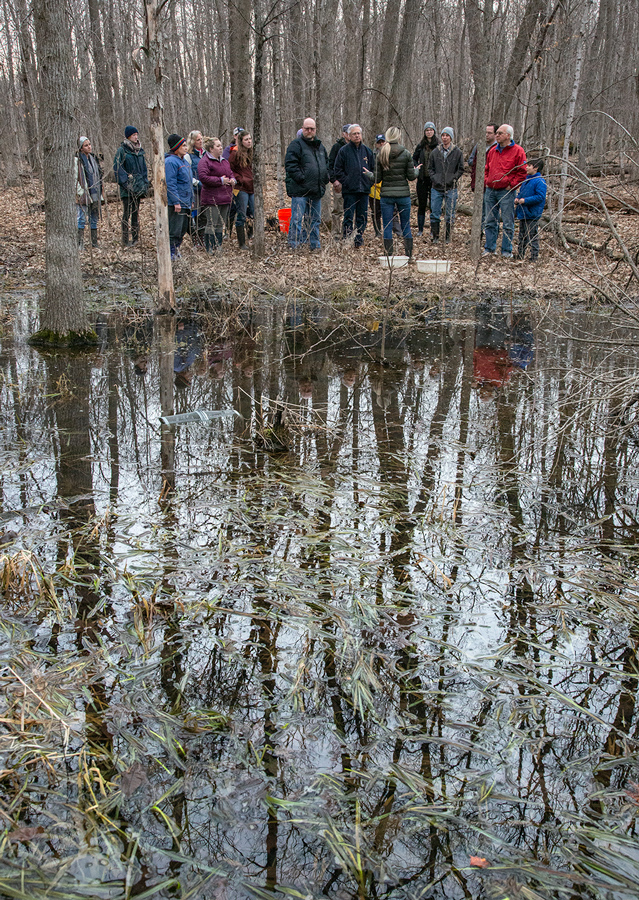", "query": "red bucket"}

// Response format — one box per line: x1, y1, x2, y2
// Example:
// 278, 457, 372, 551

278, 208, 292, 233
